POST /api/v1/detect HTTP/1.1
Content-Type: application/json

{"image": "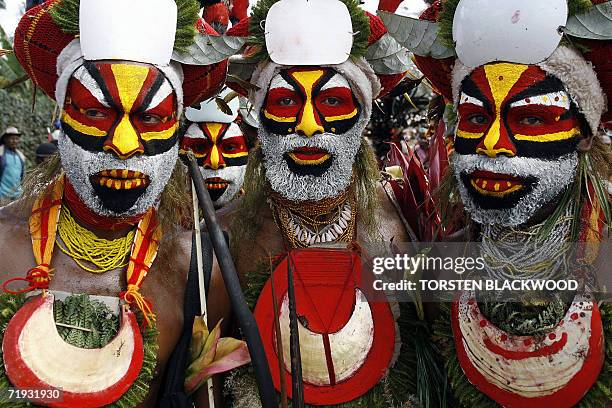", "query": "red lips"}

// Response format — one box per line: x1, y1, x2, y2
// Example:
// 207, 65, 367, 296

290, 147, 329, 161
469, 170, 524, 194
